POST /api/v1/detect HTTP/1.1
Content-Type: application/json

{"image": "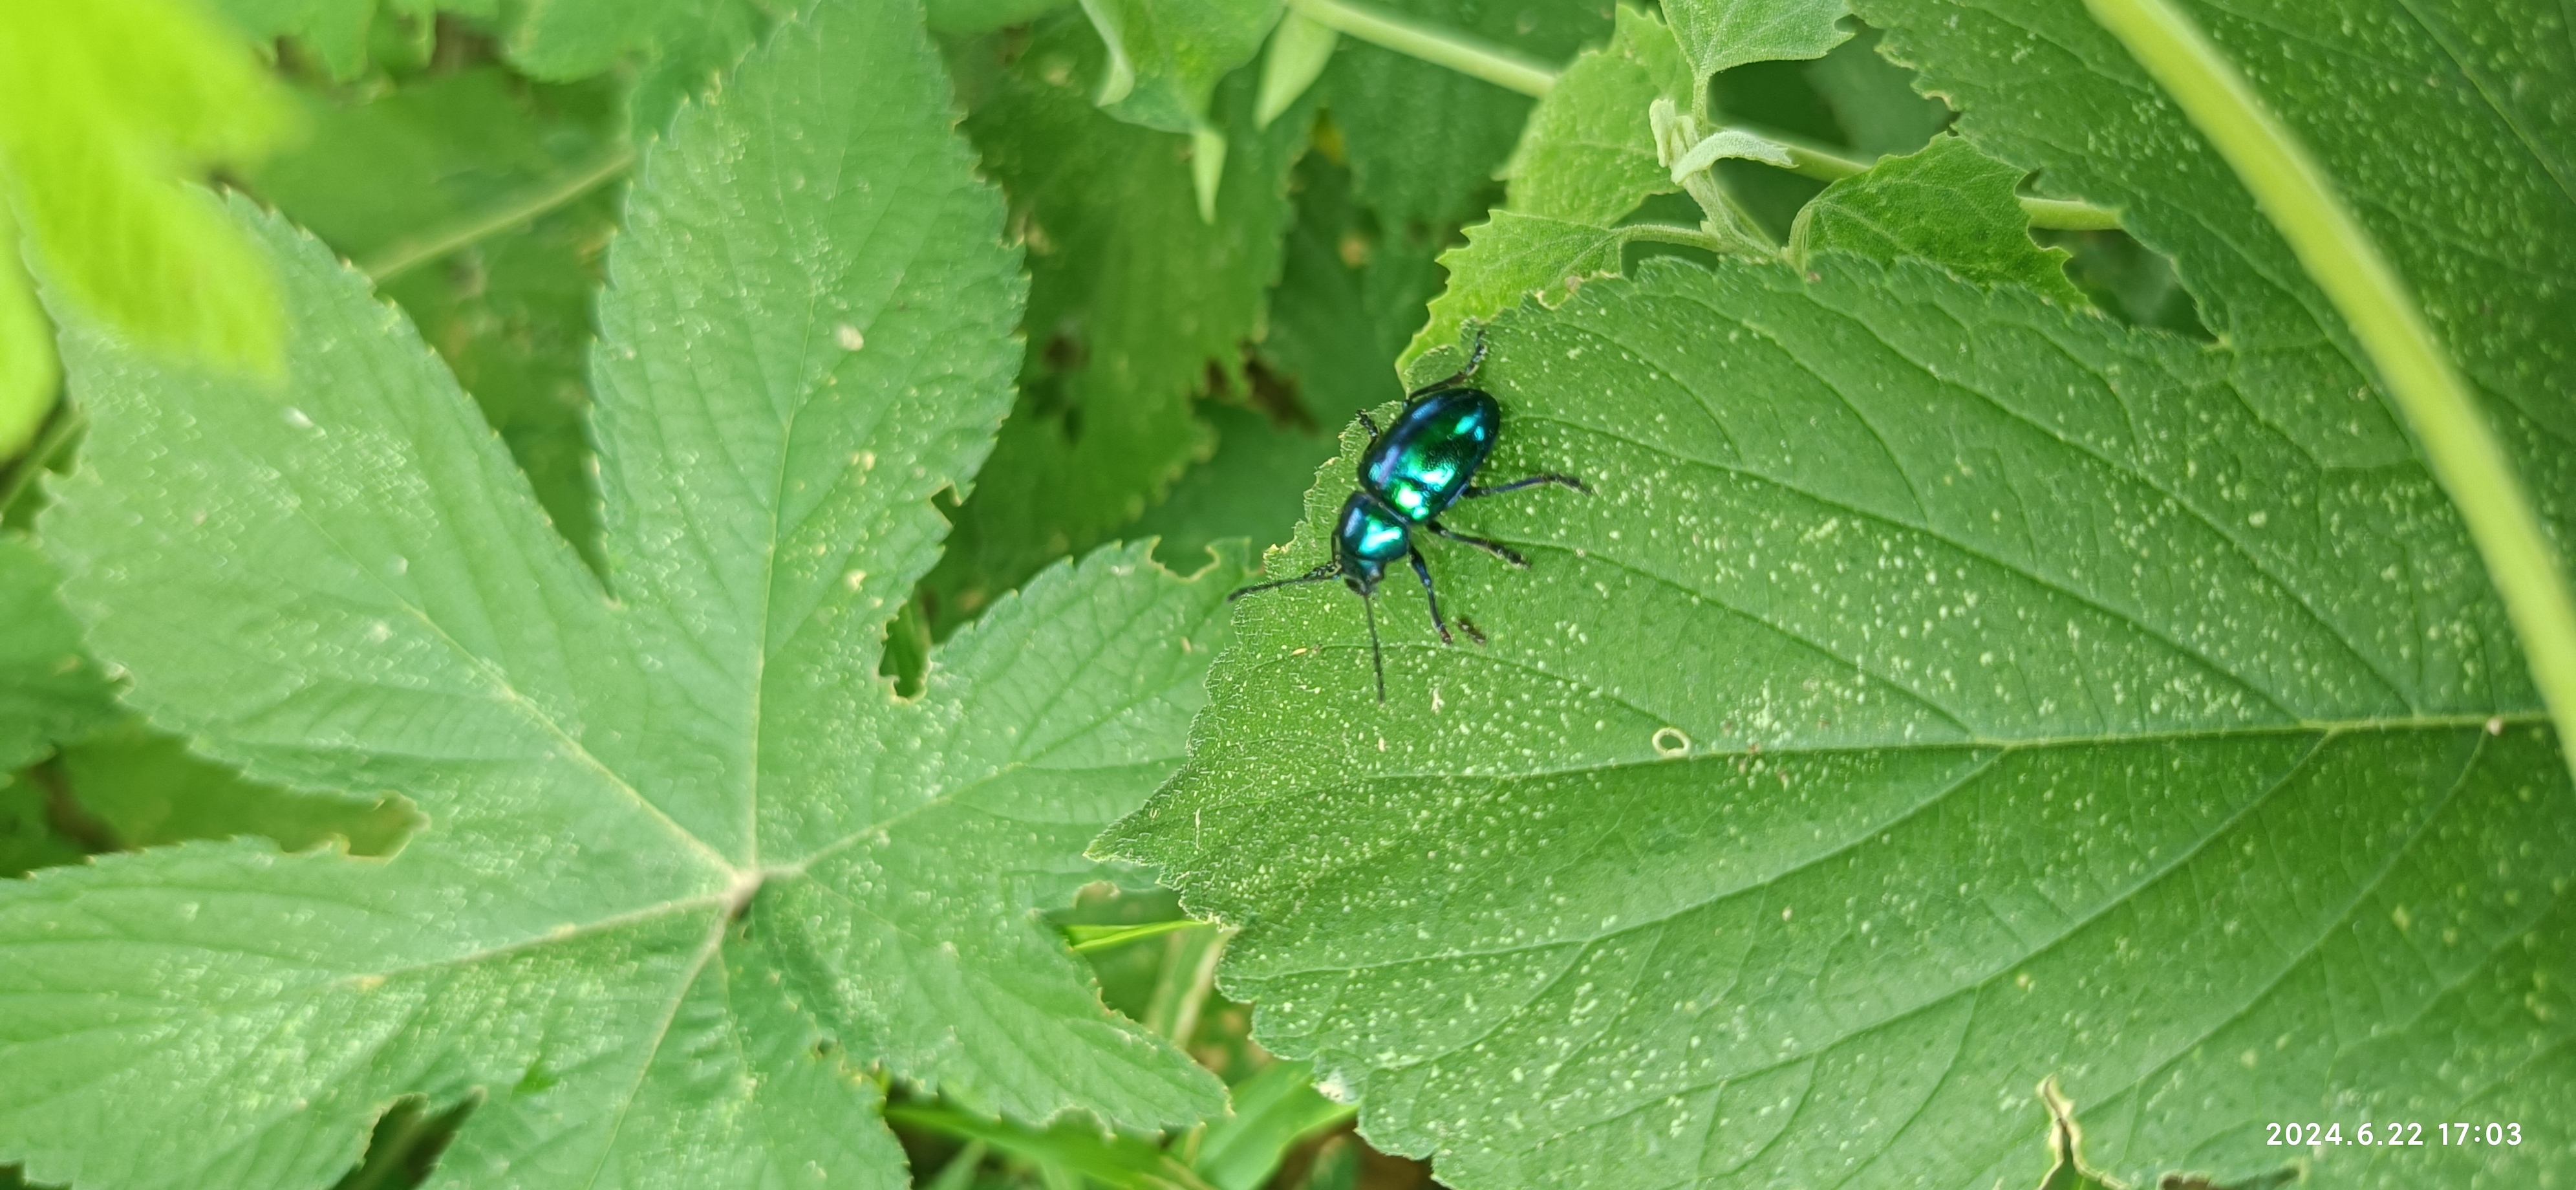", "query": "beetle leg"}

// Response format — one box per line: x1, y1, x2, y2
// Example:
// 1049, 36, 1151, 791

1355, 409, 1382, 446
1229, 561, 1340, 601
1406, 547, 1455, 644
1426, 521, 1529, 568
1404, 327, 1492, 398
1463, 472, 1588, 499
